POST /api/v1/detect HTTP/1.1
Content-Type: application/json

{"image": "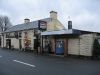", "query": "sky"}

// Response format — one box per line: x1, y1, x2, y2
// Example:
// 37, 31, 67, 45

0, 0, 100, 31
